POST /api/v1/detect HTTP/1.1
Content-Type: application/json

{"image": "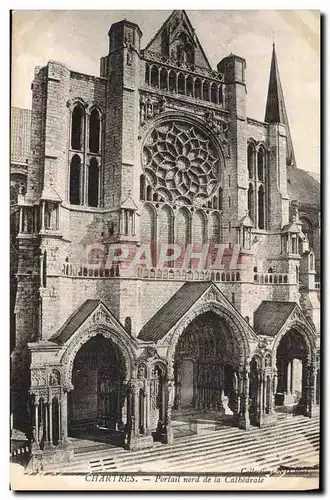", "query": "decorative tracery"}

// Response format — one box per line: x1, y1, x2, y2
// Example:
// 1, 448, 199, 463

142, 122, 221, 205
